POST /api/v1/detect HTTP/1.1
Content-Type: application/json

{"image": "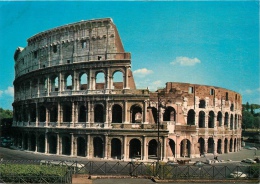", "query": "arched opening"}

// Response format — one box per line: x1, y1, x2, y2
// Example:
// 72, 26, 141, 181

63, 104, 72, 122
224, 138, 228, 153
187, 109, 195, 125
199, 111, 205, 128
148, 139, 158, 159
129, 139, 141, 159
163, 106, 176, 121
224, 112, 229, 127
38, 134, 45, 153
168, 139, 175, 157
199, 100, 206, 108
152, 107, 158, 123
198, 137, 205, 156
217, 139, 222, 154
49, 135, 57, 154
207, 137, 214, 153
234, 138, 237, 152
112, 71, 124, 89
39, 106, 46, 122
111, 138, 121, 159
93, 137, 103, 158
229, 138, 233, 152
30, 134, 36, 151
80, 73, 88, 90
217, 112, 222, 127
131, 105, 142, 123
24, 133, 28, 150
65, 74, 73, 90
208, 111, 215, 128
51, 76, 59, 92
180, 139, 191, 157
78, 105, 87, 122
77, 137, 86, 157
96, 72, 105, 89
112, 104, 123, 123
50, 106, 58, 122
235, 114, 238, 129
94, 104, 104, 123
30, 104, 36, 122
230, 114, 234, 130
62, 136, 71, 155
